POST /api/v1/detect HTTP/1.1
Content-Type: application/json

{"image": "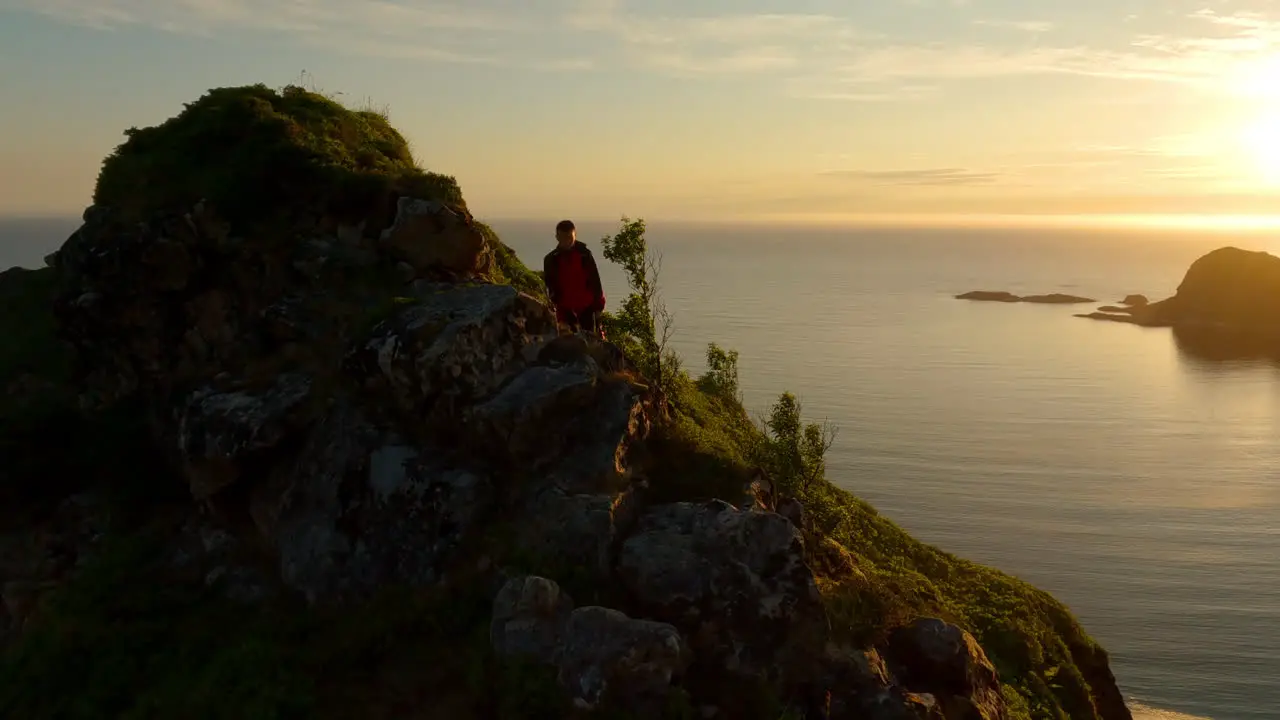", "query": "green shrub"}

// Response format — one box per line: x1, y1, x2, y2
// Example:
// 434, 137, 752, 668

600, 218, 678, 392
